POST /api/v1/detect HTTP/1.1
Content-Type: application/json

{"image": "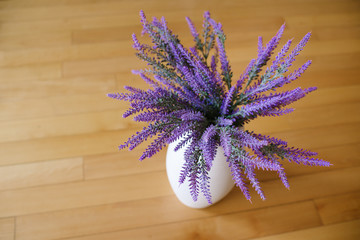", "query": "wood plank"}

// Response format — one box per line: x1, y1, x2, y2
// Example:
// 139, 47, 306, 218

0, 0, 349, 9
0, 1, 202, 23
295, 68, 360, 89
299, 52, 360, 72
0, 93, 123, 122
62, 56, 146, 78
250, 219, 360, 240
0, 18, 68, 37
0, 63, 61, 82
286, 102, 360, 128
0, 41, 133, 68
0, 31, 71, 51
286, 12, 360, 28
0, 74, 117, 101
0, 0, 126, 9
0, 10, 356, 42
3, 165, 360, 220
0, 10, 277, 36
17, 201, 321, 240
290, 85, 360, 109
1, 10, 354, 53
314, 25, 360, 41
226, 24, 360, 43
83, 147, 165, 180
0, 128, 132, 166
72, 25, 143, 45
0, 109, 139, 143
0, 1, 133, 22
305, 39, 360, 56
0, 157, 83, 191
0, 218, 15, 240
13, 166, 360, 239
0, 0, 358, 23
0, 170, 171, 218
315, 191, 360, 225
